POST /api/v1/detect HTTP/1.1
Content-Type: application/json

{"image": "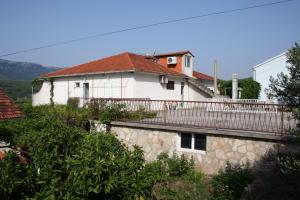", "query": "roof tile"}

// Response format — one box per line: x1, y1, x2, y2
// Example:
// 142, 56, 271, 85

44, 52, 184, 78
193, 71, 214, 81
0, 90, 24, 120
